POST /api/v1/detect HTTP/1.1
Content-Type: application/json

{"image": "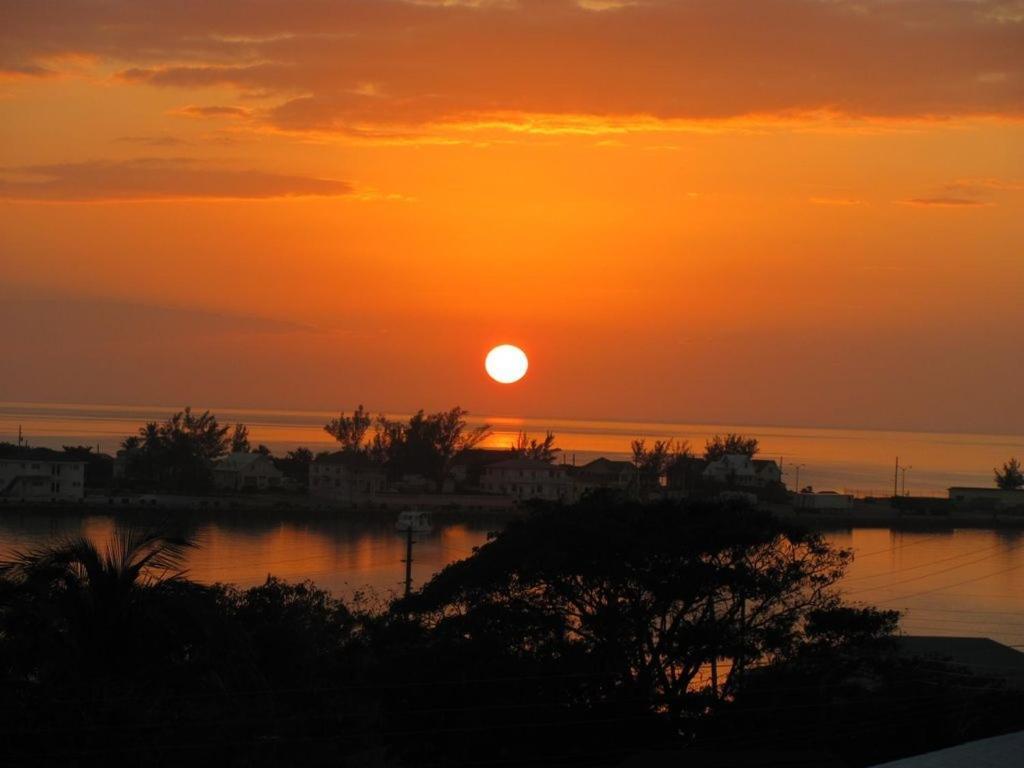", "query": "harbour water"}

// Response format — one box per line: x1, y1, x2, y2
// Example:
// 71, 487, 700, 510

3, 400, 1023, 496
0, 512, 1021, 649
